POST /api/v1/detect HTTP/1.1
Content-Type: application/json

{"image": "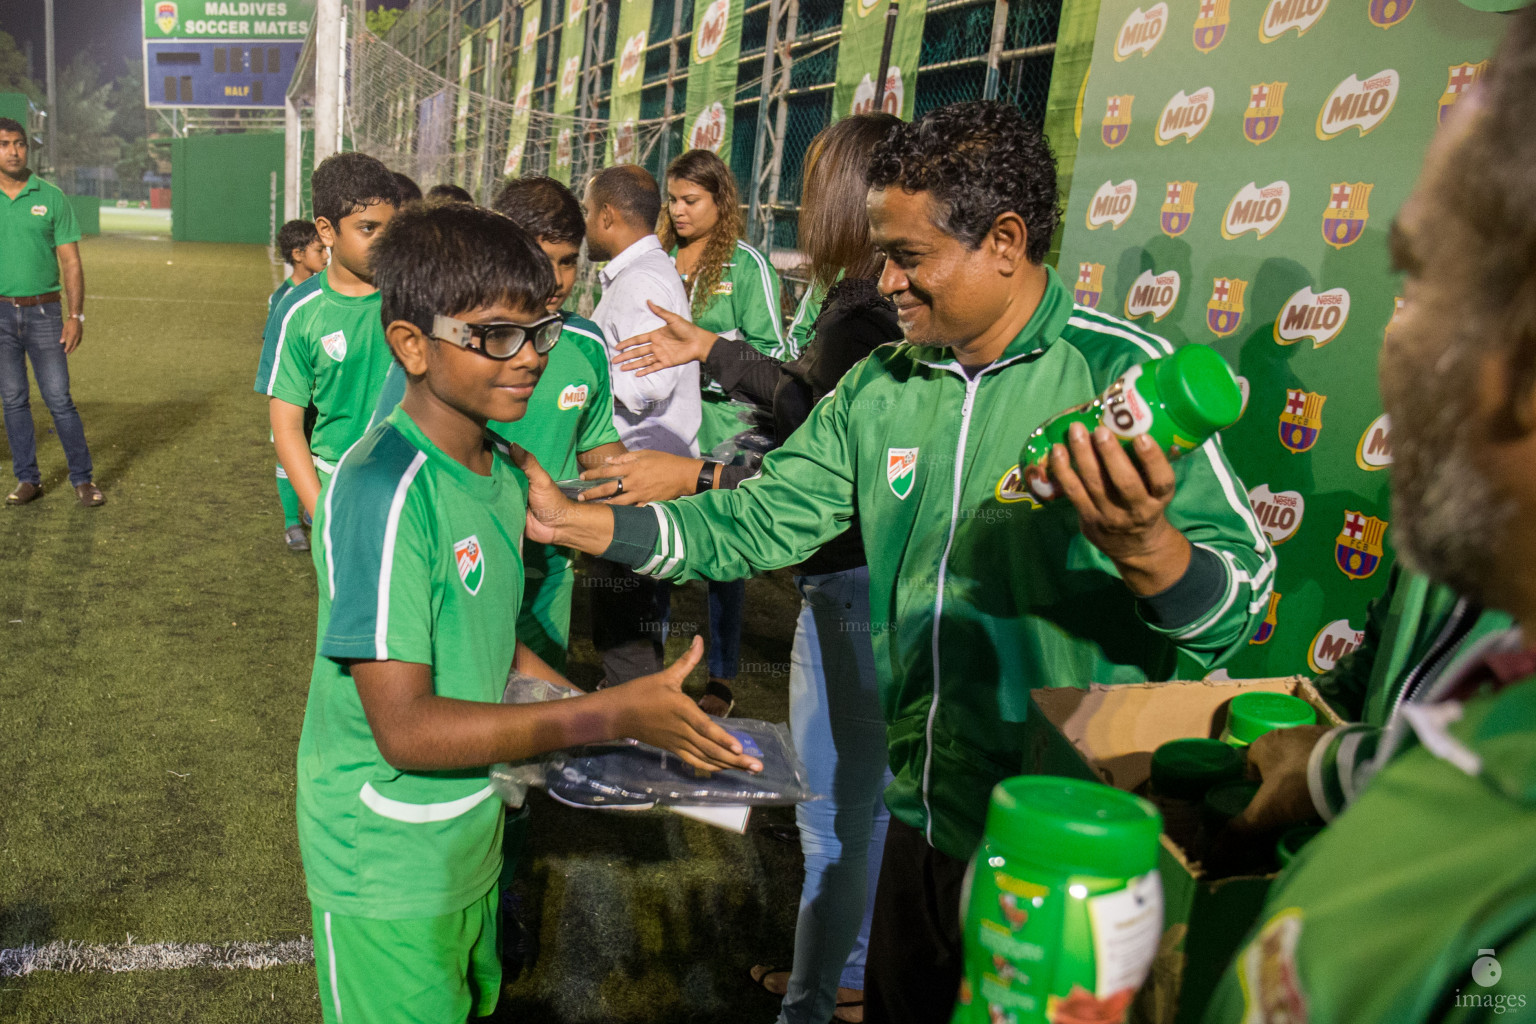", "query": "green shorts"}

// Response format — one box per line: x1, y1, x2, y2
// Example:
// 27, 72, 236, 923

311, 886, 501, 1024
517, 565, 575, 673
